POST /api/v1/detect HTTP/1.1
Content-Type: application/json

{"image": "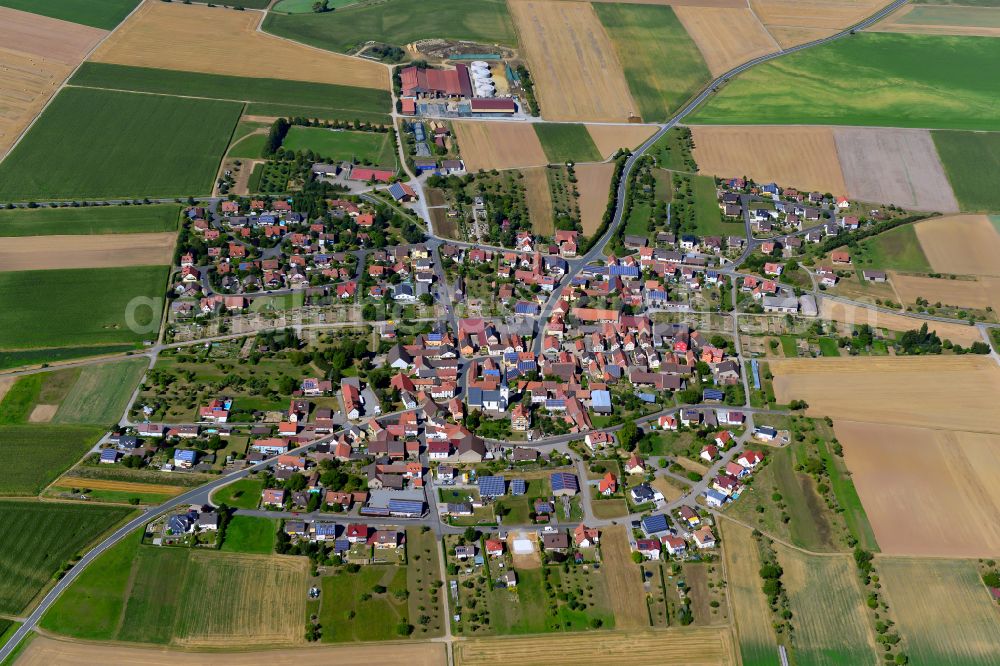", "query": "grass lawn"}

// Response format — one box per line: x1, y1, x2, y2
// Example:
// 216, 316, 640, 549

933, 130, 1000, 212
71, 63, 391, 122
221, 516, 275, 554
245, 102, 390, 125
52, 359, 148, 425
818, 337, 841, 357
593, 3, 711, 122
282, 127, 397, 166
533, 124, 602, 164
0, 501, 131, 615
816, 440, 879, 552
624, 201, 652, 237
692, 175, 727, 236
0, 0, 138, 29
647, 128, 695, 171
264, 0, 517, 53
117, 545, 188, 644
0, 375, 42, 424
227, 133, 268, 160
0, 266, 169, 350
0, 87, 241, 200
406, 528, 444, 638
690, 33, 1000, 130
319, 566, 410, 641
0, 204, 180, 237
212, 478, 264, 510
0, 425, 106, 496
851, 223, 931, 272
